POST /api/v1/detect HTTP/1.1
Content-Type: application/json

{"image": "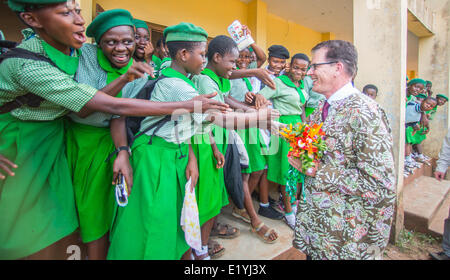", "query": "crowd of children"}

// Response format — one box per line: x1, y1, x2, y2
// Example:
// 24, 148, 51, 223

403, 78, 448, 176
362, 79, 449, 177
0, 0, 323, 260
1, 0, 448, 261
